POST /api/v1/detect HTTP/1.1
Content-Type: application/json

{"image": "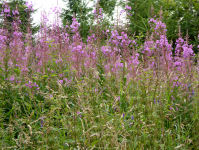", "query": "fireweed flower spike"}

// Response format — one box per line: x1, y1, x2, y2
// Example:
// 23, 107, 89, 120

125, 5, 131, 10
